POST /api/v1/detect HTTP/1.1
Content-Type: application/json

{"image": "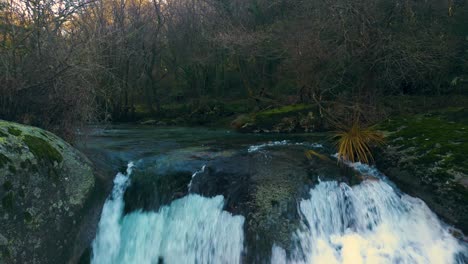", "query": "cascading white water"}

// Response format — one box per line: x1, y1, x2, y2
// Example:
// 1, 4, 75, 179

247, 141, 322, 153
272, 180, 467, 264
91, 163, 245, 264
91, 158, 466, 264
92, 162, 134, 264
187, 164, 206, 192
